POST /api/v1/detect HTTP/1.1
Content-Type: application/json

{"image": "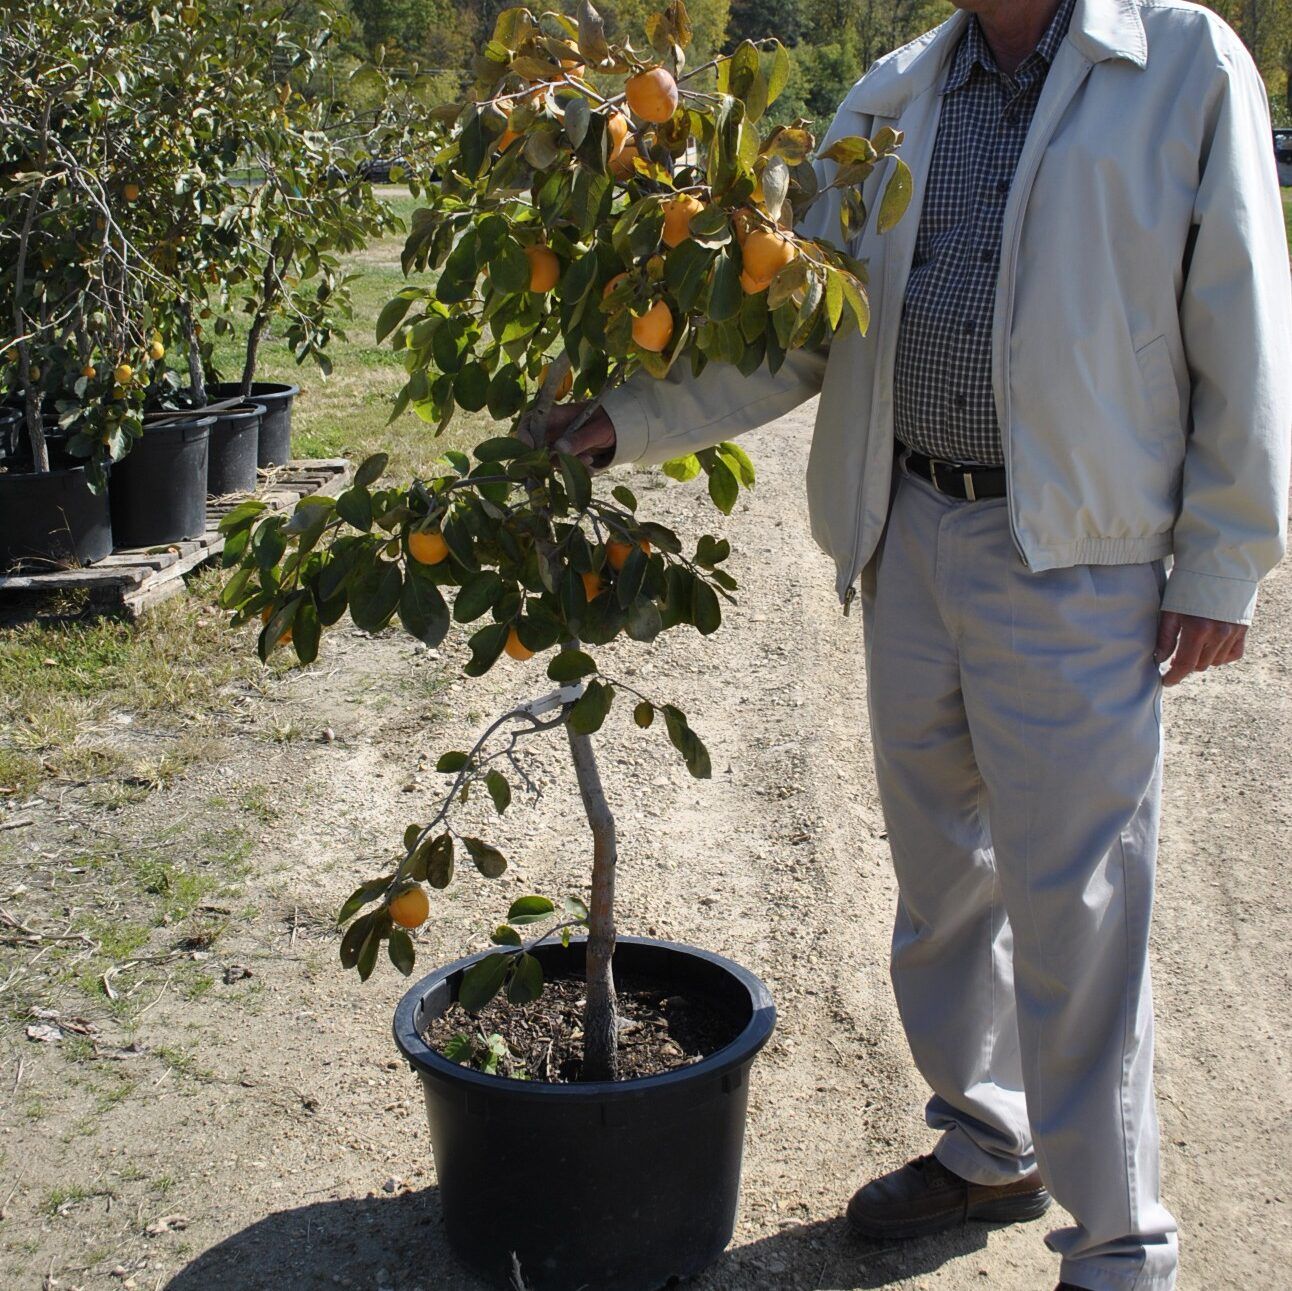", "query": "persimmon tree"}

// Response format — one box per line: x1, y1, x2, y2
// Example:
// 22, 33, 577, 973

220, 0, 910, 1081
